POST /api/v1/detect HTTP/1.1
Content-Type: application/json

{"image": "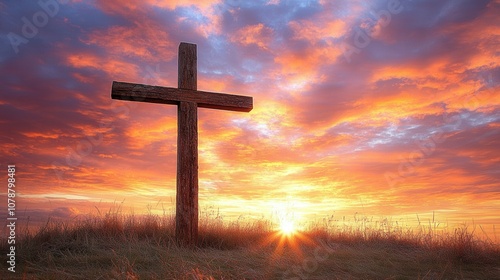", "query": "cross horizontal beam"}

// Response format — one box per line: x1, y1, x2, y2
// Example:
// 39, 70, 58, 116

111, 81, 253, 112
